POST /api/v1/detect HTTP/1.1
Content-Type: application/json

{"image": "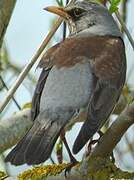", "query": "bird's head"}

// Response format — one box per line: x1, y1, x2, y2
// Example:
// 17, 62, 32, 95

44, 0, 121, 37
